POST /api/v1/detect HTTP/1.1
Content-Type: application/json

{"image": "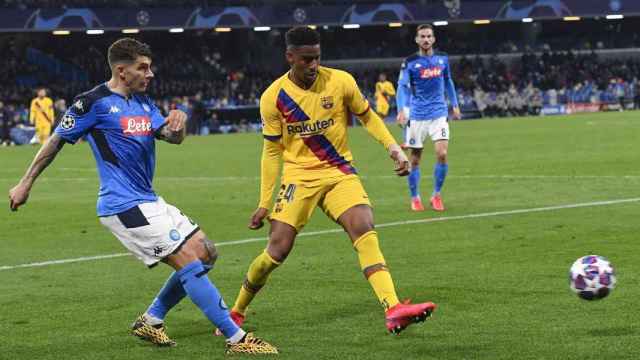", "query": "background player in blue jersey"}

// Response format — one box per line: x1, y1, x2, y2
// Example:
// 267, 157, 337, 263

396, 24, 461, 212
8, 38, 276, 355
